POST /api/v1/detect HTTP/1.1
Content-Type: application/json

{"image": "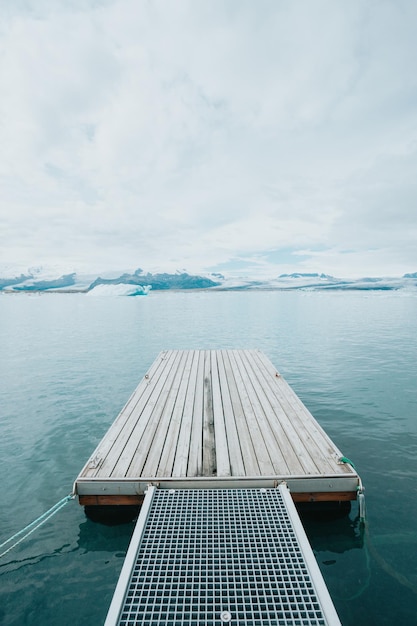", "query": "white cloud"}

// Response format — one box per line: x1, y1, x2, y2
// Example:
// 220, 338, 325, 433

1, 0, 417, 278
